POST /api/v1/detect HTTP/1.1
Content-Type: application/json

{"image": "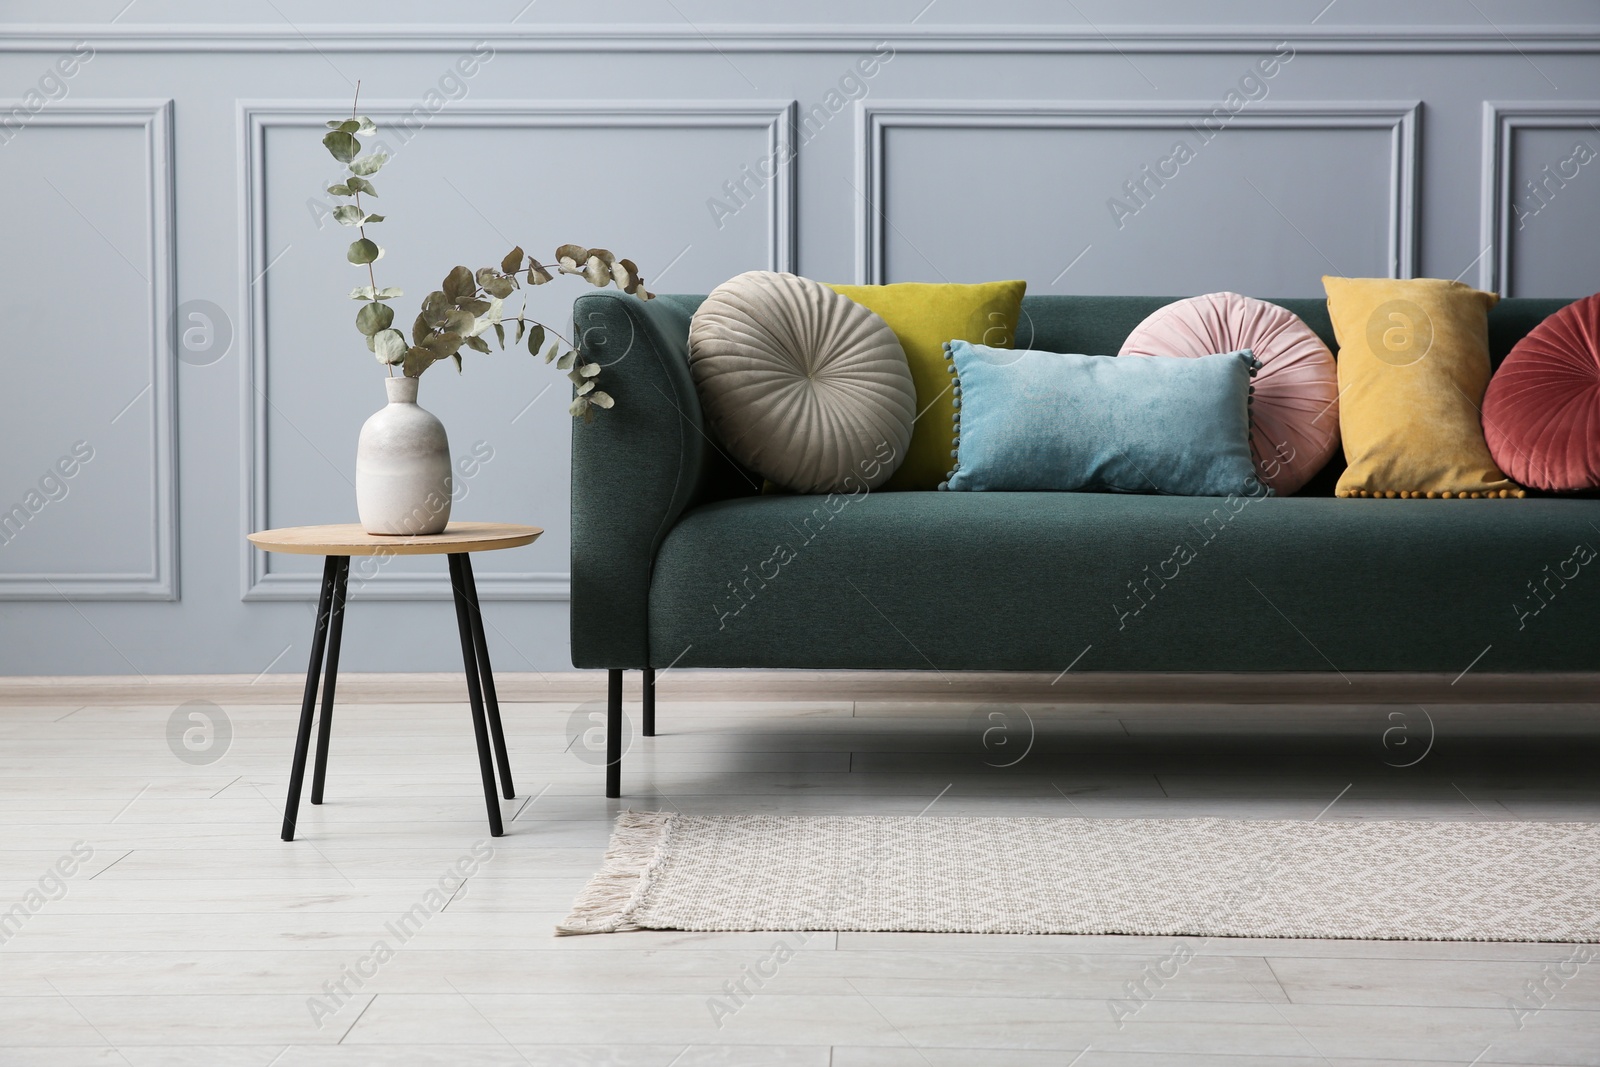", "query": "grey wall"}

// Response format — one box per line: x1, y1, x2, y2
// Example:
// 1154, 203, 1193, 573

3, 0, 1599, 675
